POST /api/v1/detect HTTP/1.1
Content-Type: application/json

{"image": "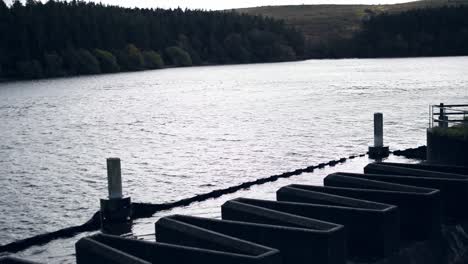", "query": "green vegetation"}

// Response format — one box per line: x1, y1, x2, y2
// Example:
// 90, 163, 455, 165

76, 49, 101, 75
16, 60, 43, 79
142, 51, 164, 69
0, 0, 305, 80
93, 49, 120, 73
433, 116, 468, 141
346, 6, 468, 58
165, 46, 193, 67
237, 0, 468, 57
432, 126, 468, 141
3, 0, 468, 80
118, 44, 145, 71
43, 52, 65, 77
